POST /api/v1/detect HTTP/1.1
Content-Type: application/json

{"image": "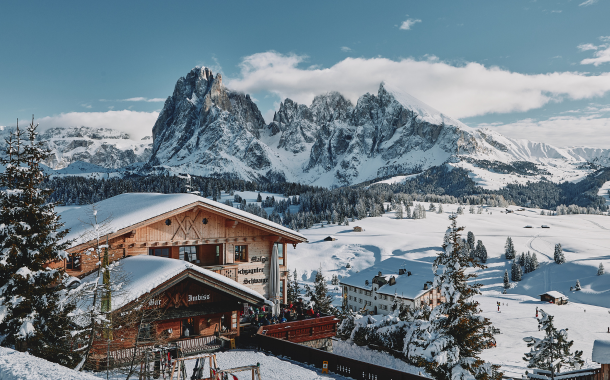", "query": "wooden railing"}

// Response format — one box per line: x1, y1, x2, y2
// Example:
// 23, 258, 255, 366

258, 316, 339, 343
256, 331, 430, 380
202, 264, 238, 282
97, 335, 220, 368
527, 368, 603, 380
